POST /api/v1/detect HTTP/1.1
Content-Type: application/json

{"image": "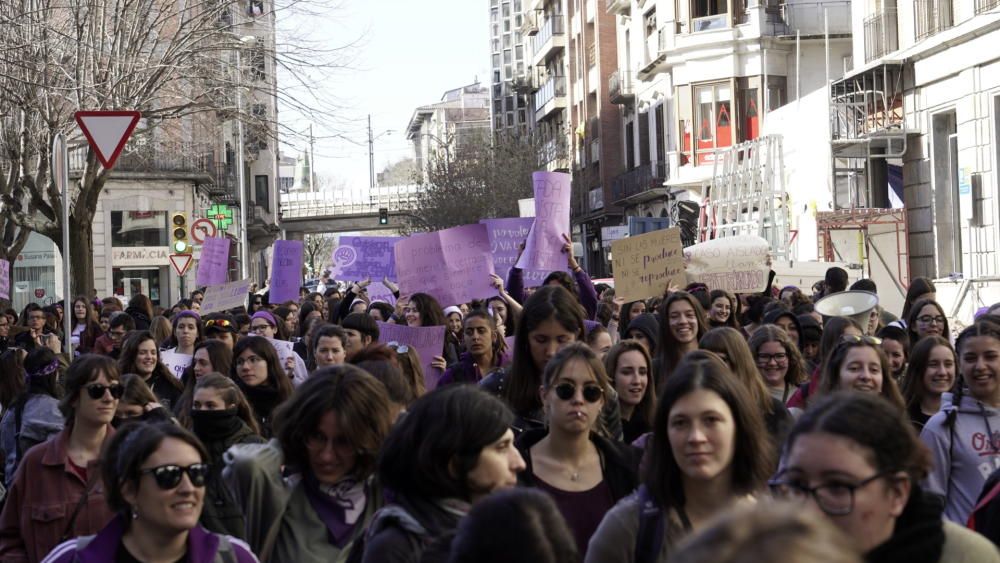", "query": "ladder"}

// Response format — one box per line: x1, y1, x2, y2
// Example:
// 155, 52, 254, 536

699, 135, 790, 260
